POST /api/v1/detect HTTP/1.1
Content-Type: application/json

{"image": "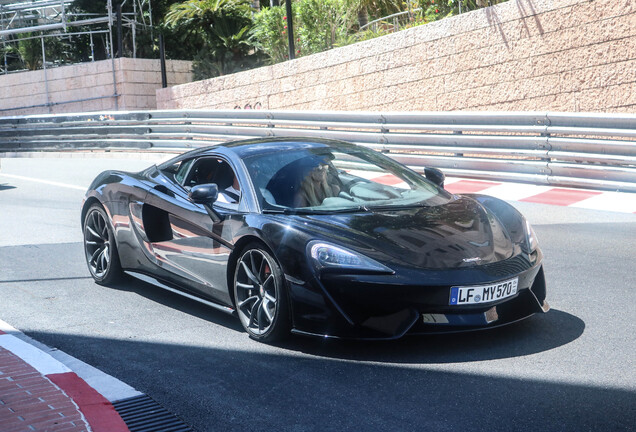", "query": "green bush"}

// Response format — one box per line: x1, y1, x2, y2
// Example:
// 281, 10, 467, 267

164, 0, 261, 78
17, 34, 42, 70
252, 5, 289, 63
295, 0, 356, 54
253, 0, 358, 62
